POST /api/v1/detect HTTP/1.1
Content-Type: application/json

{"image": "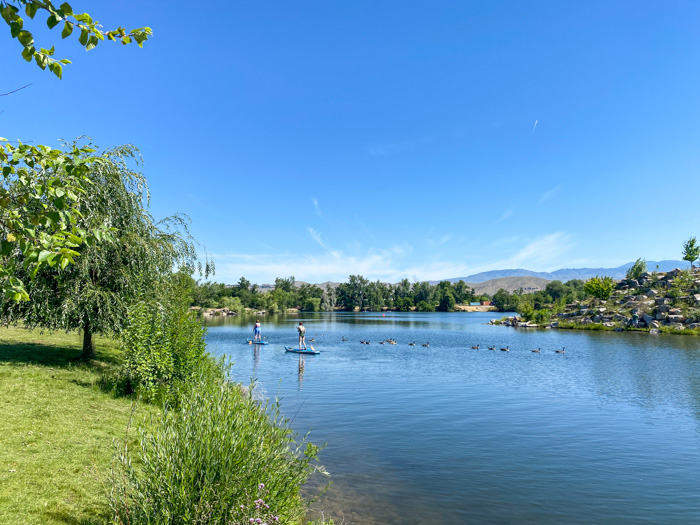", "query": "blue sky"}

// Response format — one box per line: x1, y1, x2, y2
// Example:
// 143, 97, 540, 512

4, 1, 700, 284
